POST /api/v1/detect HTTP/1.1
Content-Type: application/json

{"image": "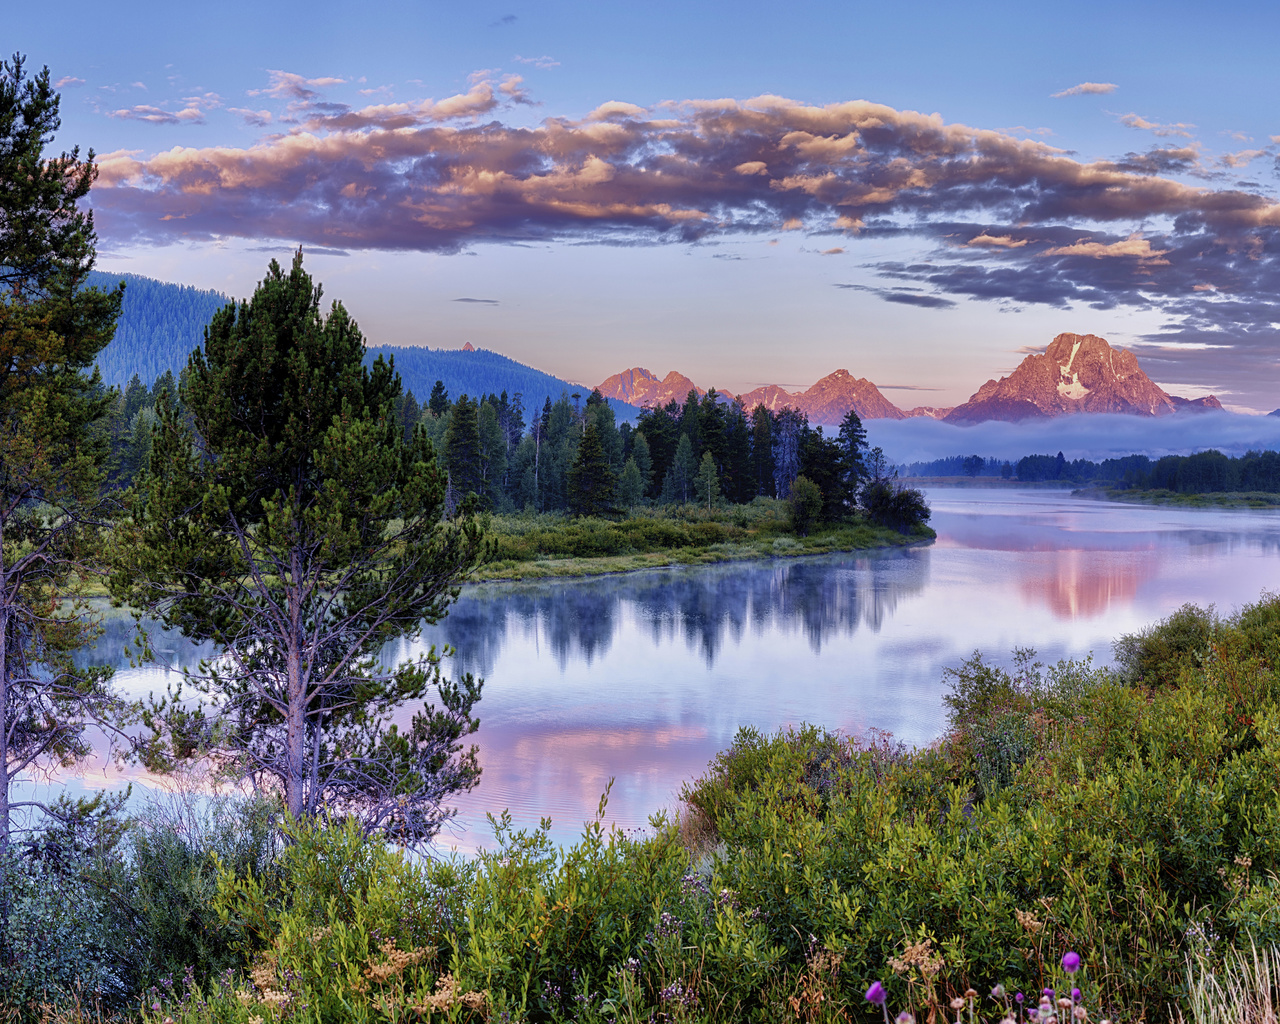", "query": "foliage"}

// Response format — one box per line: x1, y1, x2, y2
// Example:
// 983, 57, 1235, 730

110, 252, 488, 845
860, 479, 931, 533
567, 421, 617, 516
0, 54, 125, 862
787, 475, 823, 535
